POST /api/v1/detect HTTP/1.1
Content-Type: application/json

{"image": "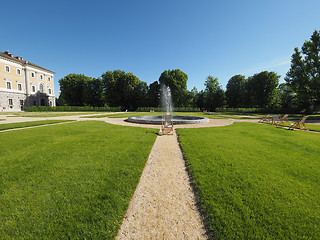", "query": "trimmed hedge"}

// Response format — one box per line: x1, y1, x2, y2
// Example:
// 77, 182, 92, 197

216, 107, 300, 114
136, 107, 201, 112
25, 106, 121, 112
